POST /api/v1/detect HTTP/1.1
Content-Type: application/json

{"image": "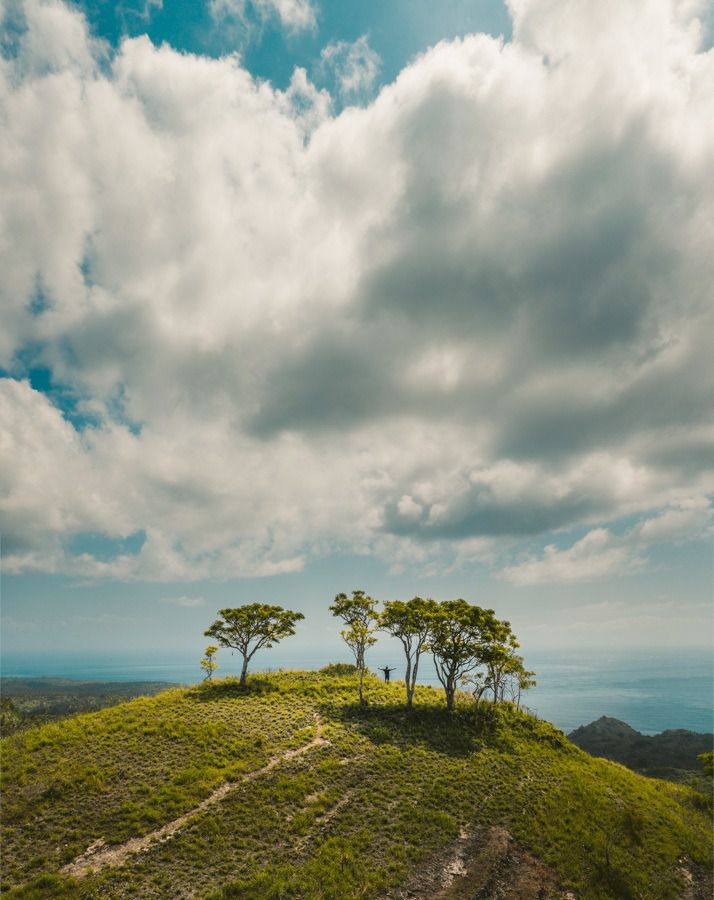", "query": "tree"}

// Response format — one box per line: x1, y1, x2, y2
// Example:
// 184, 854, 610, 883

330, 590, 379, 705
462, 669, 490, 705
204, 604, 304, 686
478, 621, 520, 703
0, 697, 23, 736
502, 655, 536, 709
429, 600, 502, 711
380, 597, 437, 708
200, 645, 219, 682
461, 619, 534, 709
